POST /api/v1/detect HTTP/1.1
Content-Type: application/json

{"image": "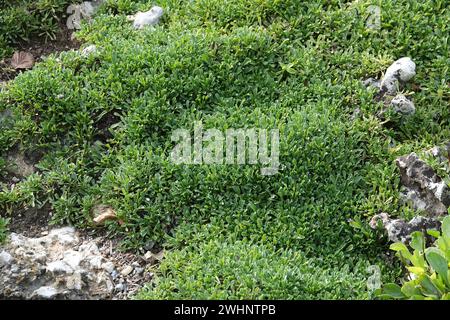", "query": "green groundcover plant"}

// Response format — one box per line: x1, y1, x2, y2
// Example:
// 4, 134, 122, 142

0, 216, 8, 244
0, 0, 448, 299
379, 216, 450, 300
